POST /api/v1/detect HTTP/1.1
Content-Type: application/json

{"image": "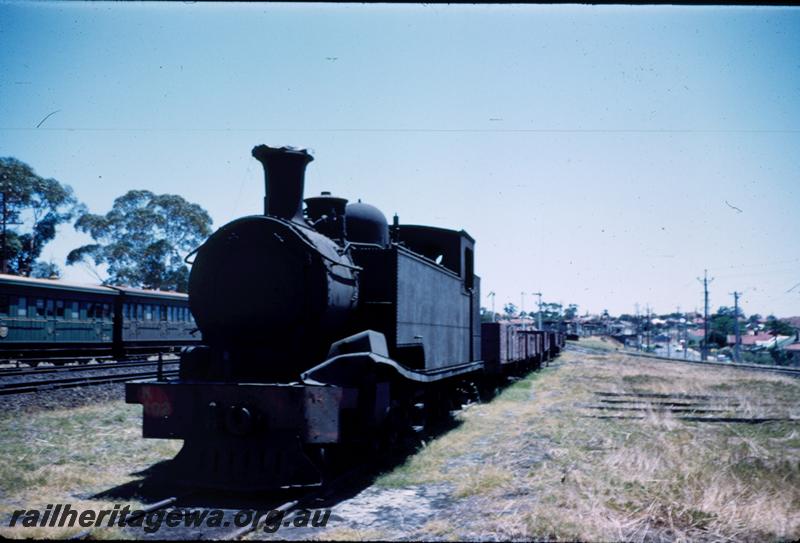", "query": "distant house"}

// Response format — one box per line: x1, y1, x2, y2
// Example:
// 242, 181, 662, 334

726, 333, 775, 348
726, 333, 796, 351
686, 329, 705, 342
